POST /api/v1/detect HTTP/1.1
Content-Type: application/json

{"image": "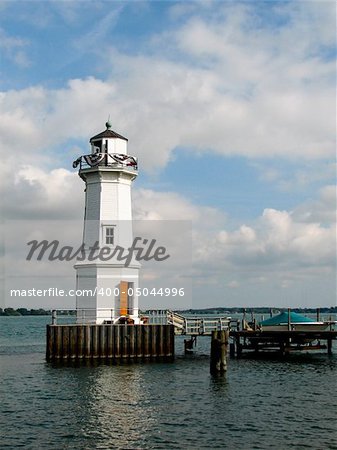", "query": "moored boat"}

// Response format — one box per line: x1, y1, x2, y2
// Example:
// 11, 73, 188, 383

260, 311, 330, 332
